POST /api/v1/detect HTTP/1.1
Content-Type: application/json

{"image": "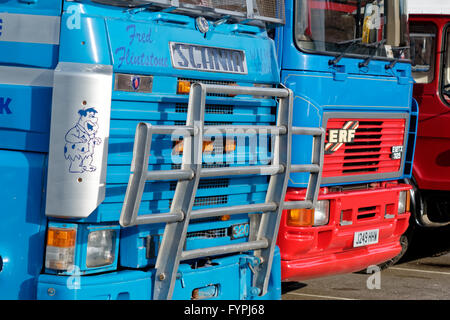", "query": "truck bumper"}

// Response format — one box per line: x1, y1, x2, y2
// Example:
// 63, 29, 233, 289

278, 183, 411, 282
281, 240, 401, 281
36, 249, 281, 300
